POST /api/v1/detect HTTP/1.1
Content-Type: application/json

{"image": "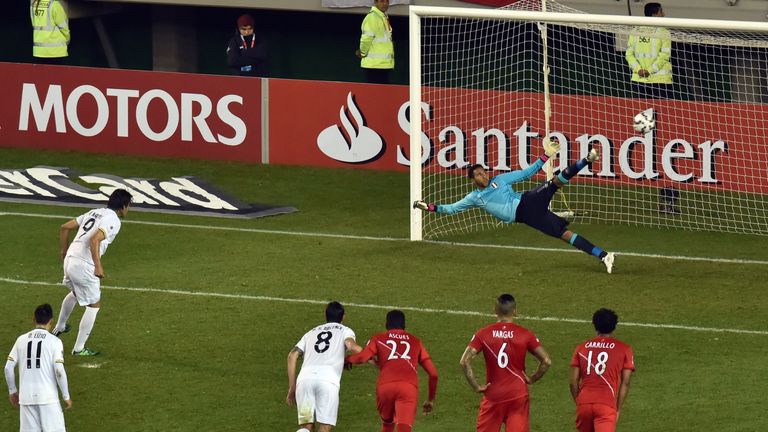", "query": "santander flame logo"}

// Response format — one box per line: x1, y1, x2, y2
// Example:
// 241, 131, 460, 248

317, 92, 384, 163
